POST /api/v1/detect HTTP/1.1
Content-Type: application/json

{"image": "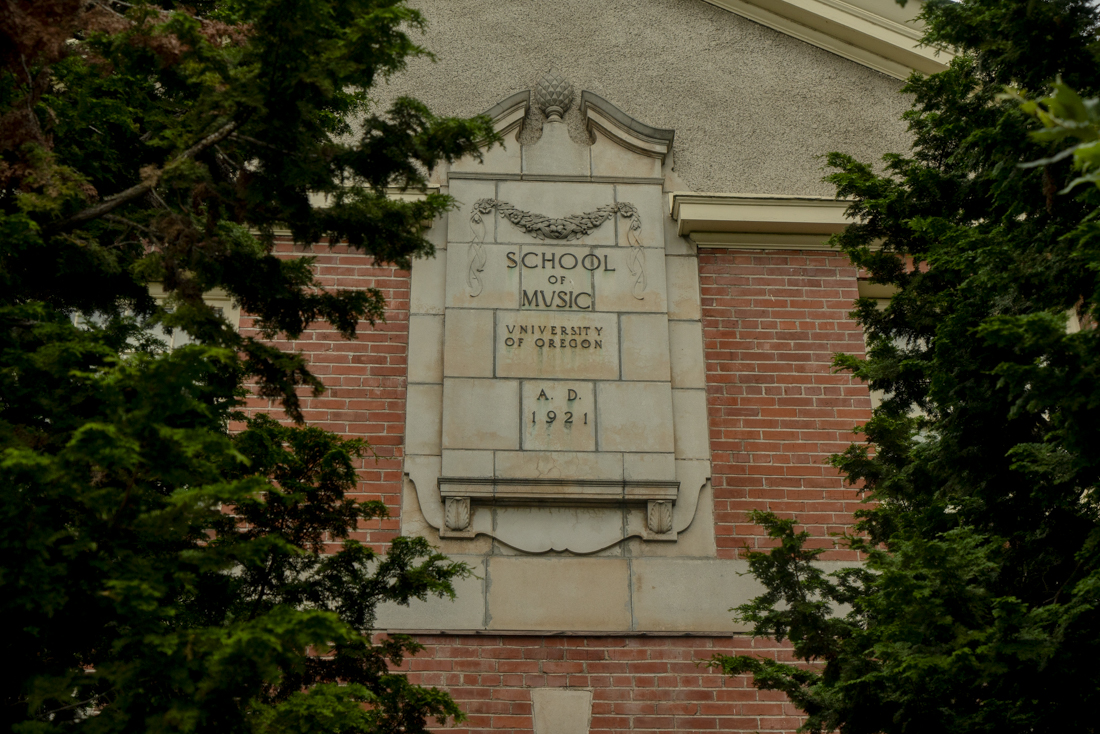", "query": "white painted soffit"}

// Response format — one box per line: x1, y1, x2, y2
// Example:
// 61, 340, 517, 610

701, 0, 953, 79
670, 192, 851, 250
